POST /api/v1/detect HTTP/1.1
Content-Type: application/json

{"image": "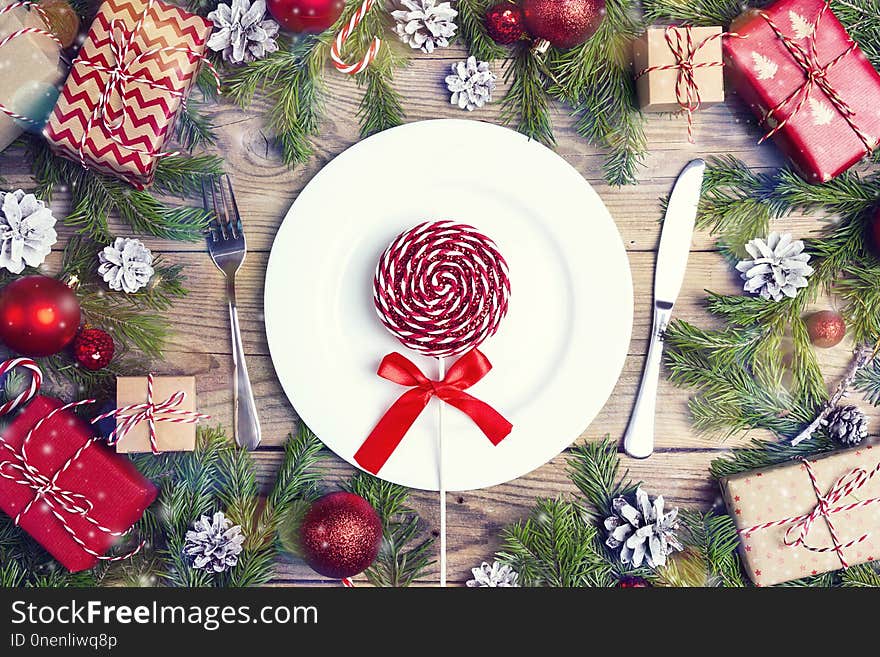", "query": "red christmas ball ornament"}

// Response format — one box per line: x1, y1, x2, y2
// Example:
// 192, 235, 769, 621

299, 492, 382, 579
485, 2, 526, 45
0, 275, 81, 357
72, 327, 115, 371
618, 576, 650, 588
266, 0, 345, 33
521, 0, 606, 50
805, 310, 847, 349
